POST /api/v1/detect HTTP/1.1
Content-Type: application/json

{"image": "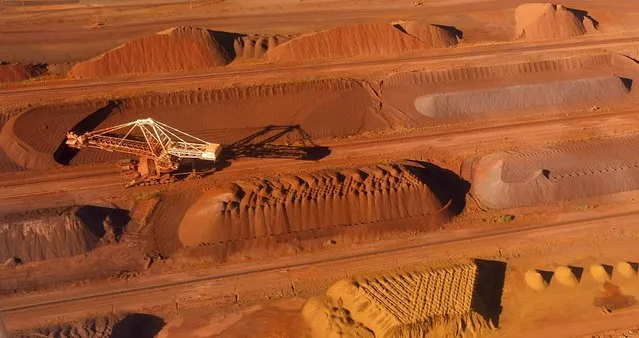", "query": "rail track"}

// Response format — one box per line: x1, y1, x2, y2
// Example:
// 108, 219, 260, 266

2, 207, 638, 315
